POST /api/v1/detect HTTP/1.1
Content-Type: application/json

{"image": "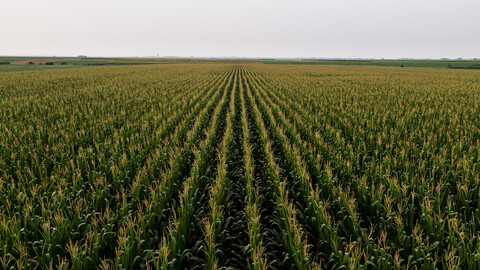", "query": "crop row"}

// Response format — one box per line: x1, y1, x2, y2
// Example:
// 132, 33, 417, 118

1, 64, 480, 269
